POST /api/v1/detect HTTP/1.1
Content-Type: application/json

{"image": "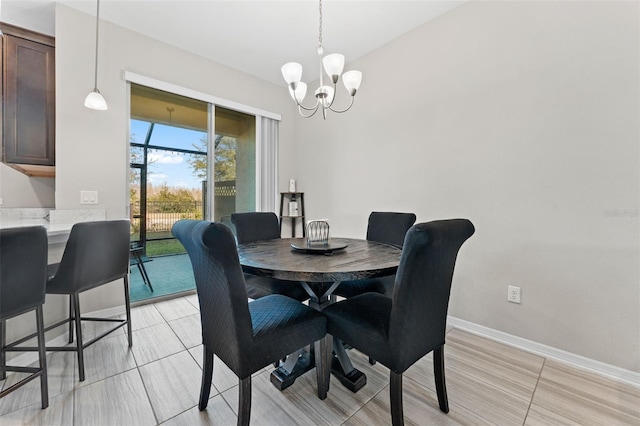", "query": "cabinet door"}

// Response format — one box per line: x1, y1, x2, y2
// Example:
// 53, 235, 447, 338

3, 35, 55, 165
